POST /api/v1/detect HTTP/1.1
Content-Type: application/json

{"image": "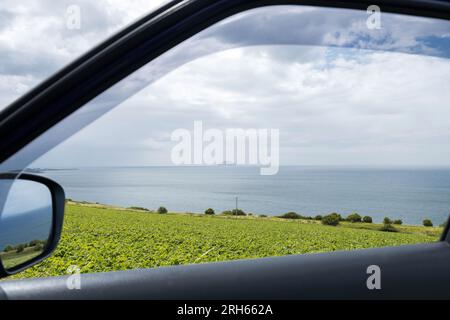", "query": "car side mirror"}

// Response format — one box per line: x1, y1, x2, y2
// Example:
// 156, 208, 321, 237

0, 173, 65, 277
